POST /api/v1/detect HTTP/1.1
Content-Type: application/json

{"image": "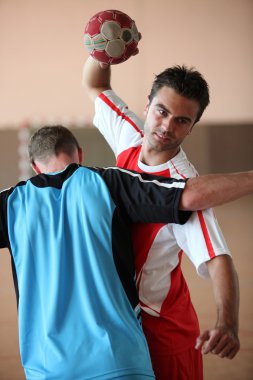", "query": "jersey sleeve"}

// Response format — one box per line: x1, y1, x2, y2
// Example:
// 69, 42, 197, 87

172, 208, 232, 279
99, 166, 192, 225
93, 90, 144, 158
169, 150, 232, 279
